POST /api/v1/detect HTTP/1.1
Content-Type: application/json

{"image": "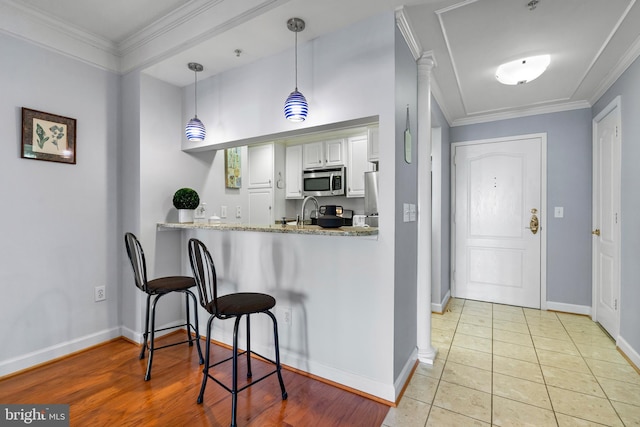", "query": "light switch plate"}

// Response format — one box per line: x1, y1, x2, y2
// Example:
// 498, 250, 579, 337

221, 205, 227, 218
403, 203, 410, 222
554, 207, 564, 218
